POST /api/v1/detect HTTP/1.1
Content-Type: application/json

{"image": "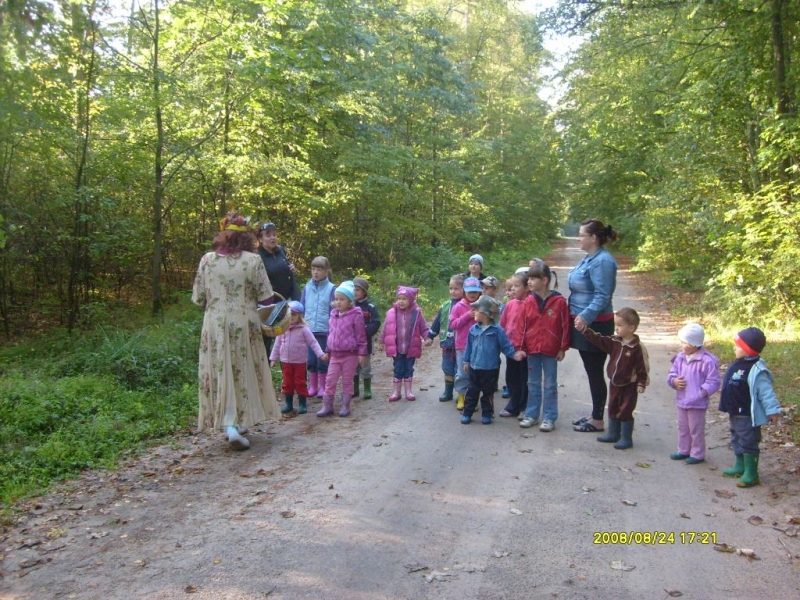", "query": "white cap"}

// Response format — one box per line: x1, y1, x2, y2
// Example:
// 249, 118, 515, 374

678, 323, 704, 347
